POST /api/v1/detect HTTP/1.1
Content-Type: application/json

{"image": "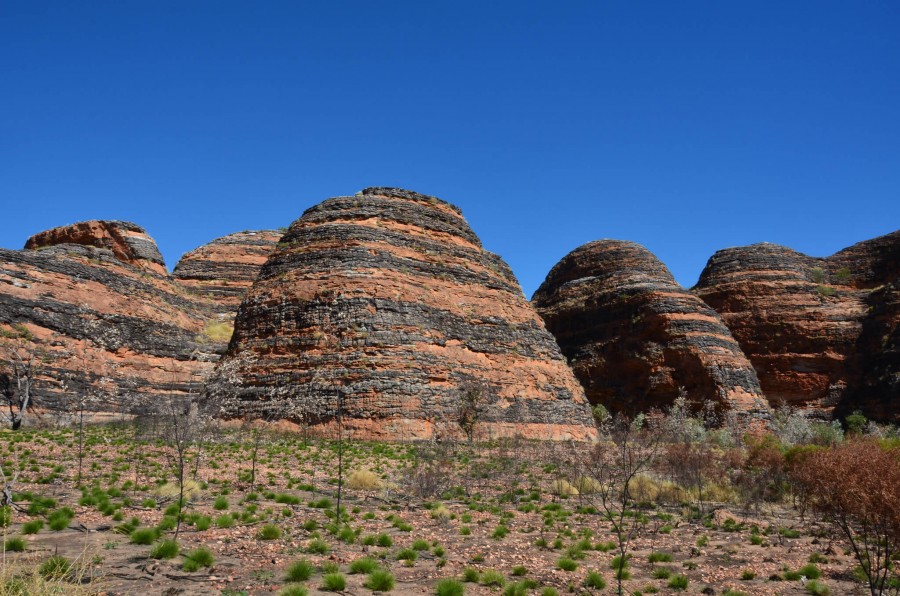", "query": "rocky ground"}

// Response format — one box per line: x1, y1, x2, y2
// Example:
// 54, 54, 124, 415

0, 424, 880, 595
